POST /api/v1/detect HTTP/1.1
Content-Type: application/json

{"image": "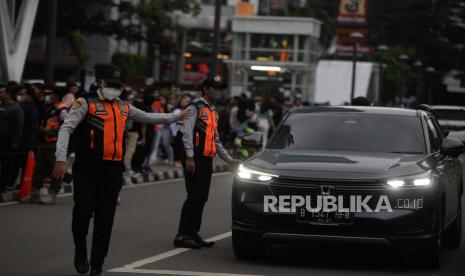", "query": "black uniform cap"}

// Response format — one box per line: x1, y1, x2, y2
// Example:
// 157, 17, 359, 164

200, 78, 227, 91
